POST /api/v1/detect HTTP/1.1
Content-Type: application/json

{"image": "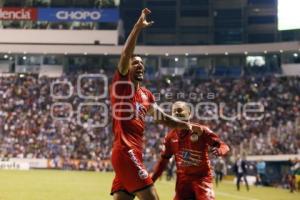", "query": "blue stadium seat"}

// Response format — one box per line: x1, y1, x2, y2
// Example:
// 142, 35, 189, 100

195, 67, 208, 78
228, 67, 242, 77
214, 66, 228, 76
